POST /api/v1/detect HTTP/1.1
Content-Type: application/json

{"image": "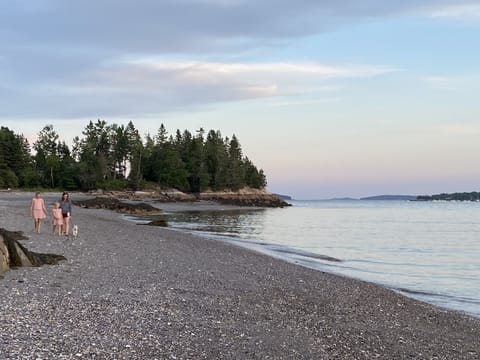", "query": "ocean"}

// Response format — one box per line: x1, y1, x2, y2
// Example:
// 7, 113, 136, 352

147, 200, 480, 318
